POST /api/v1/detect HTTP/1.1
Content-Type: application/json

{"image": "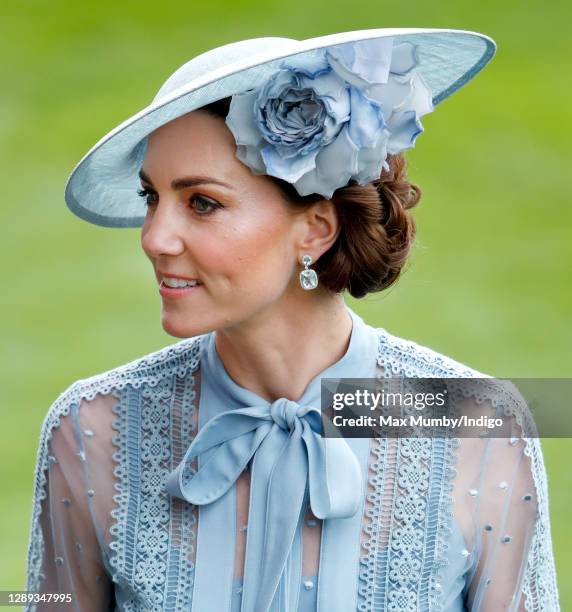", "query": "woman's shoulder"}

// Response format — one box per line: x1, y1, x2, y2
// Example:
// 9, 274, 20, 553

77, 333, 205, 398
374, 325, 491, 378
40, 334, 206, 432
374, 326, 539, 434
